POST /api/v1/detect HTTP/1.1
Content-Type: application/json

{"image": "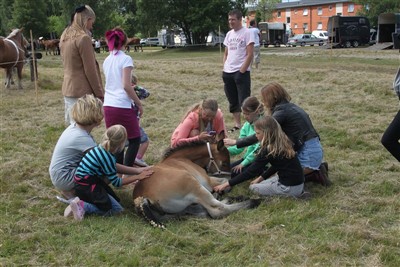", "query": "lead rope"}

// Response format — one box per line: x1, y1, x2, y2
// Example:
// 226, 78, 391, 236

206, 142, 231, 176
